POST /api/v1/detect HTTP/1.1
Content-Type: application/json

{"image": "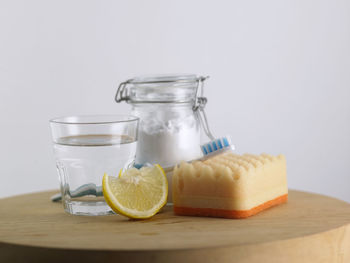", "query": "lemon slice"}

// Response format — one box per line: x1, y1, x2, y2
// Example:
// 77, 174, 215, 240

102, 164, 168, 219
